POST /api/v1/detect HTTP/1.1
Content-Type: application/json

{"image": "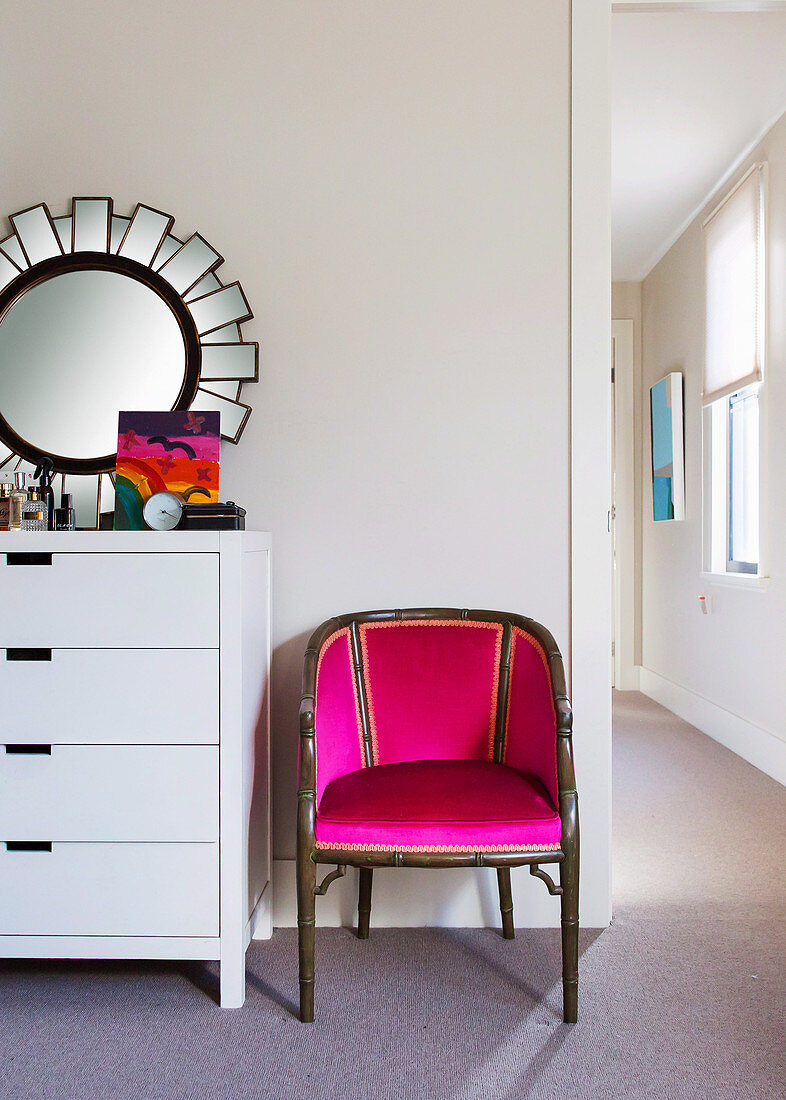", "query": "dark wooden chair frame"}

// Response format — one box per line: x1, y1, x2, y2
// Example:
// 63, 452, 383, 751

296, 608, 579, 1023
